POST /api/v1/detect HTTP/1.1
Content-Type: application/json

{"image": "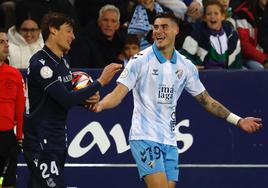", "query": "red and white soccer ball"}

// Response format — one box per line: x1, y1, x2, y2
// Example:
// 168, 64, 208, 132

72, 71, 93, 90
